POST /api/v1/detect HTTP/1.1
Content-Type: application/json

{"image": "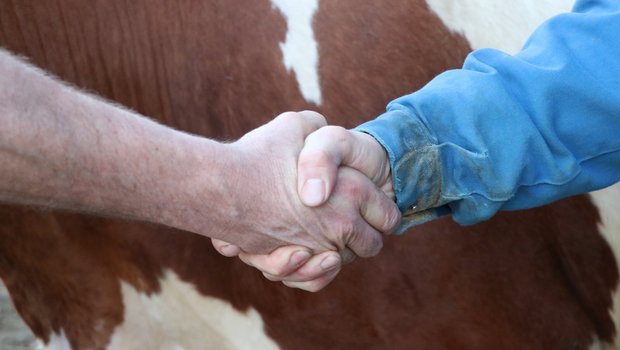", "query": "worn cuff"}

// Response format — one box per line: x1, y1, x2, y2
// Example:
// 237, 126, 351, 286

355, 107, 450, 233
